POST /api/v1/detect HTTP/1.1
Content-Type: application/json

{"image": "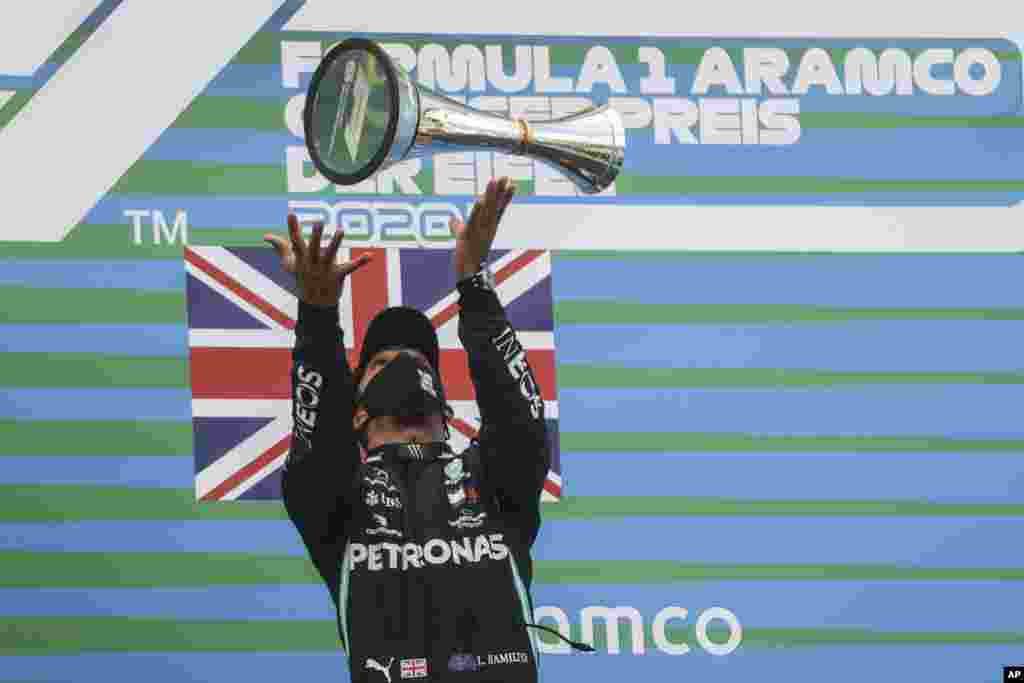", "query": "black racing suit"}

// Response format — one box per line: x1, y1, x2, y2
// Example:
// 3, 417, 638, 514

282, 272, 552, 682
